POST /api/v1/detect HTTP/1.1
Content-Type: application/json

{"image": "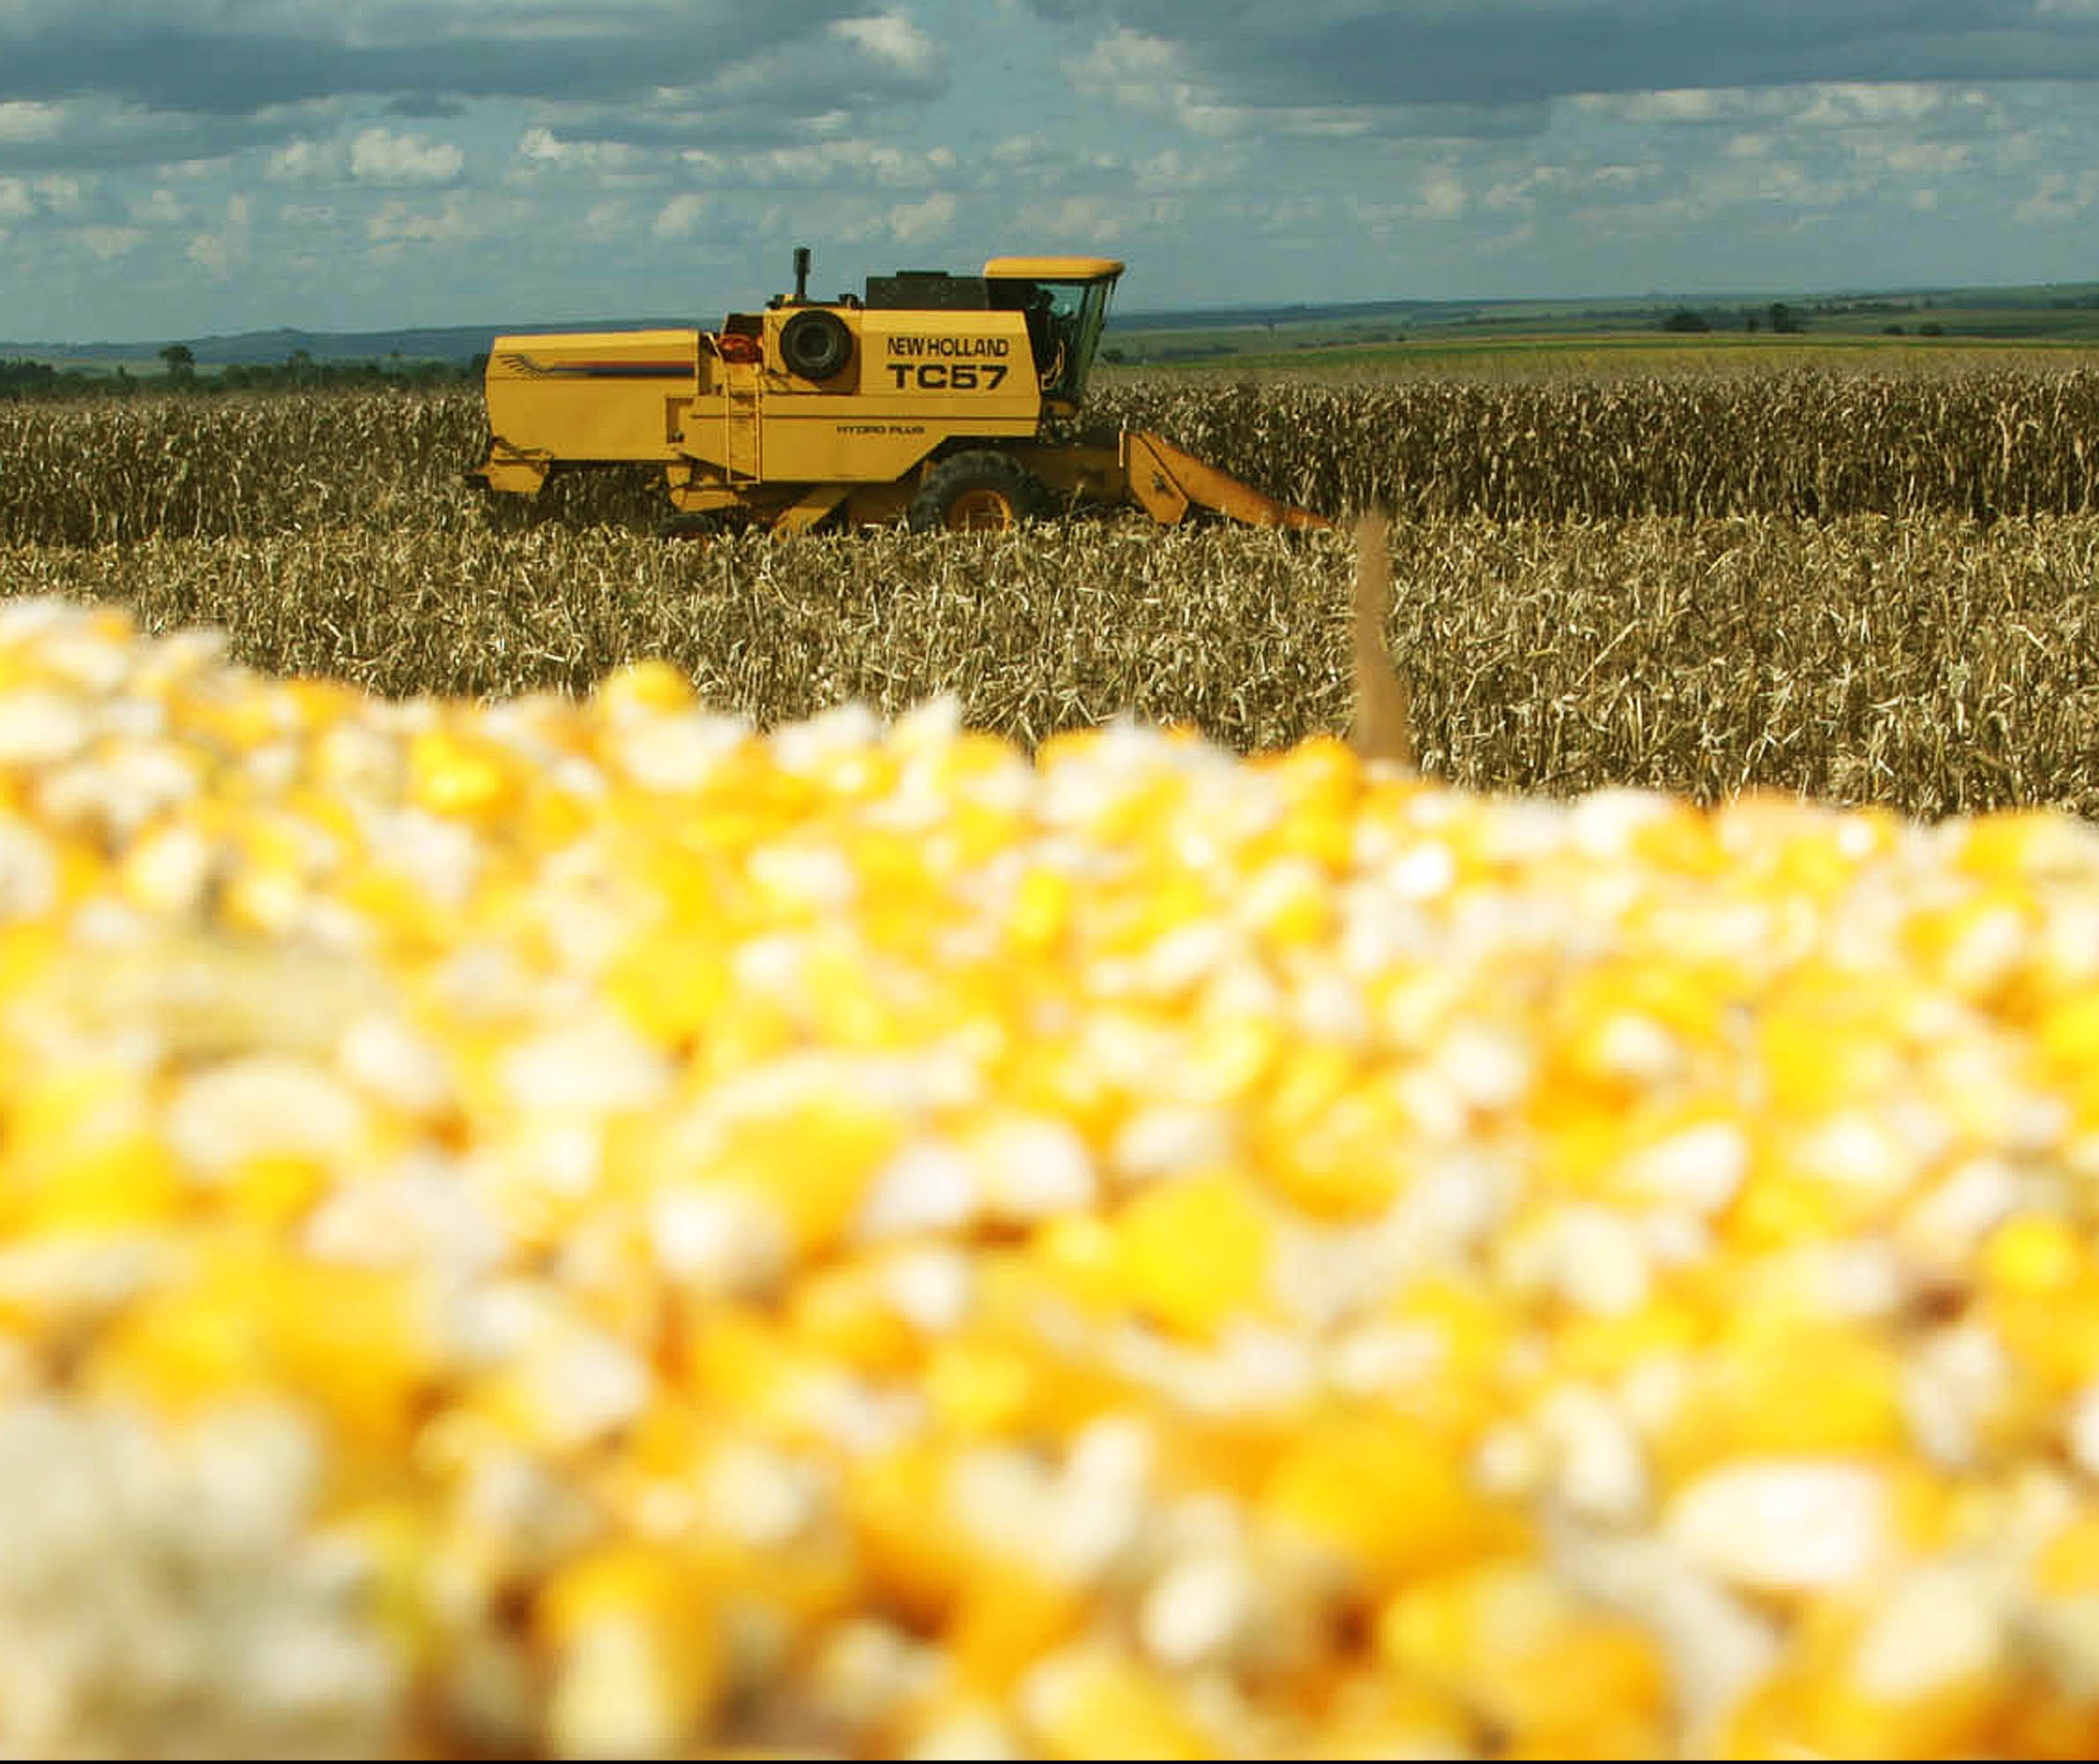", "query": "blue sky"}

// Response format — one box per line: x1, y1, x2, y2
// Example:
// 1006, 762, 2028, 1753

7, 2, 2099, 341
